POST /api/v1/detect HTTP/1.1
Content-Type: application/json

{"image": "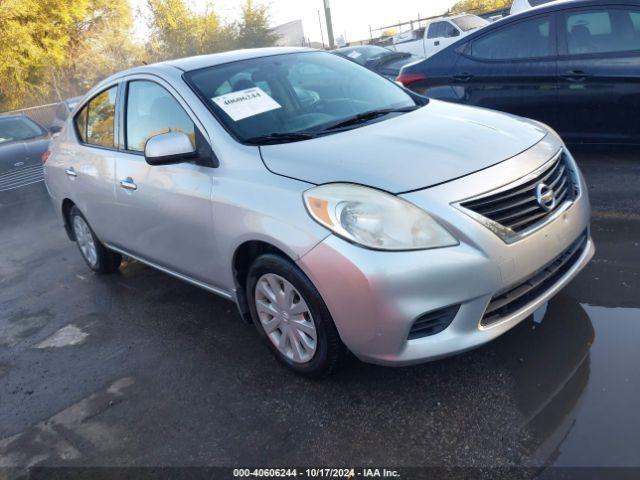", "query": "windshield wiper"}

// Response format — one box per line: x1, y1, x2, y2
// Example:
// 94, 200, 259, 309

245, 132, 318, 145
319, 106, 420, 132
